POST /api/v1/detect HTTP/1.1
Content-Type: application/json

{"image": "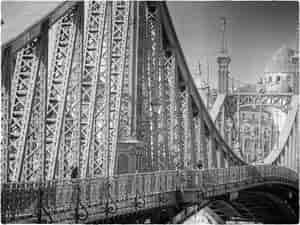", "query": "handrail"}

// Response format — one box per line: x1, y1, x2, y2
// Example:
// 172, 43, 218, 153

227, 93, 294, 97
2, 165, 298, 223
